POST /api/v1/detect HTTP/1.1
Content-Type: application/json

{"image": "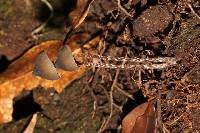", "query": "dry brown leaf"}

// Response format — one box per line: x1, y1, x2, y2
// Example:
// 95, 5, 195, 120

69, 0, 94, 29
0, 33, 100, 123
122, 100, 156, 133
63, 0, 94, 44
